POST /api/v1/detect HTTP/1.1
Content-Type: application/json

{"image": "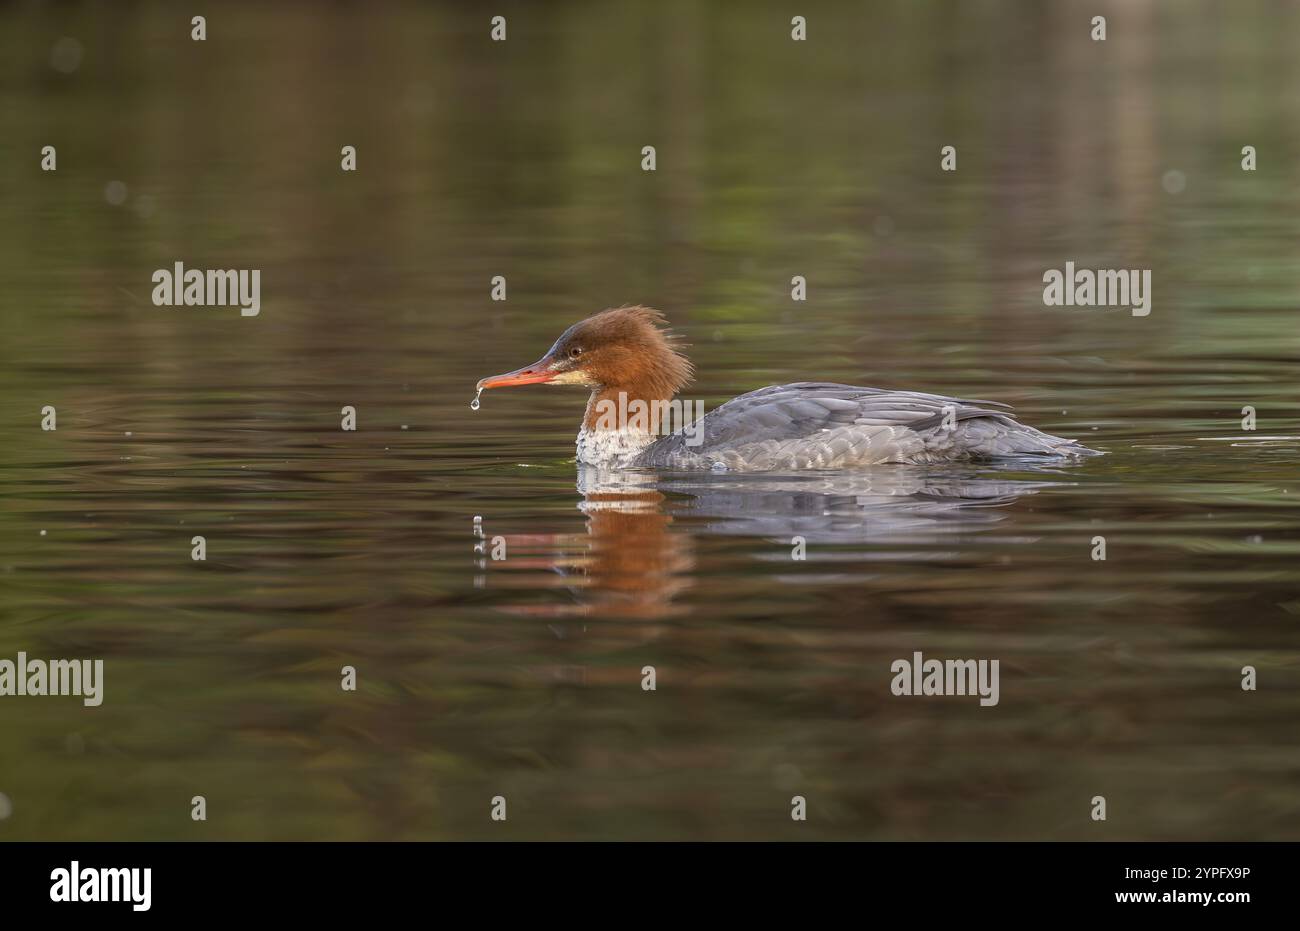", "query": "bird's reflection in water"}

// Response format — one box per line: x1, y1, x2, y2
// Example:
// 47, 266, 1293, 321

568, 479, 696, 620
487, 471, 692, 624
488, 462, 1076, 624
